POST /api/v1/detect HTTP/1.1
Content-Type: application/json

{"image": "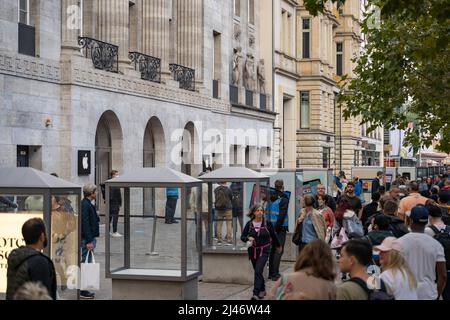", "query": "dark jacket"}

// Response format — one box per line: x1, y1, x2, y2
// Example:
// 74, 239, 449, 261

313, 194, 336, 212
339, 194, 362, 213
365, 230, 394, 246
109, 187, 122, 211
386, 215, 409, 238
241, 218, 280, 259
100, 184, 122, 211
270, 189, 289, 232
6, 246, 57, 300
230, 182, 244, 216
371, 177, 381, 194
214, 185, 233, 210
0, 196, 17, 208
361, 202, 379, 226
81, 197, 100, 243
